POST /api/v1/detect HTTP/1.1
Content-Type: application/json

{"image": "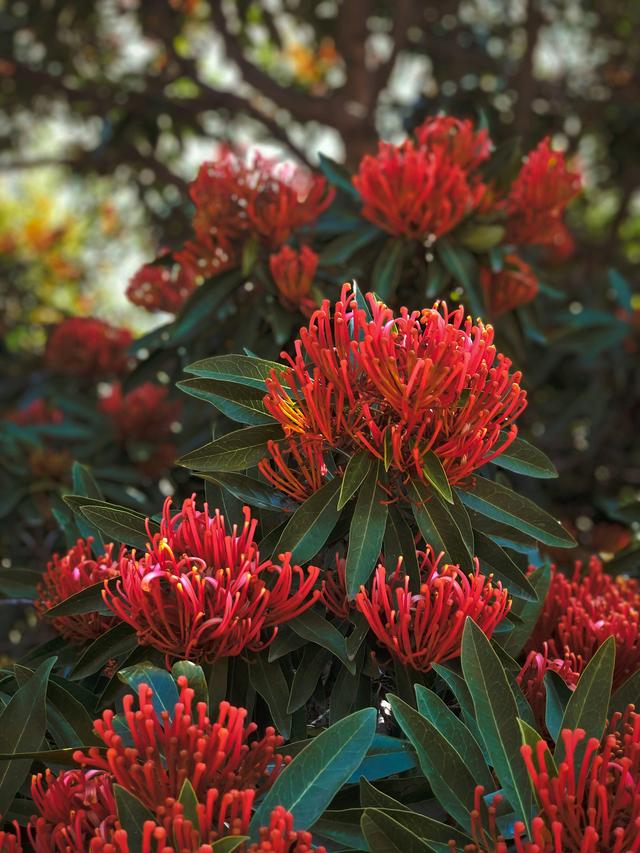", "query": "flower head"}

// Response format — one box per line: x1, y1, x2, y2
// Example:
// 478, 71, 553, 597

414, 115, 492, 171
259, 284, 526, 501
460, 785, 532, 852
480, 254, 539, 316
6, 398, 63, 426
45, 318, 132, 378
355, 547, 510, 672
269, 245, 319, 317
36, 538, 122, 643
506, 138, 581, 250
0, 823, 21, 852
526, 556, 640, 689
320, 555, 352, 620
516, 645, 582, 736
126, 254, 196, 313
103, 498, 319, 663
353, 140, 486, 239
521, 707, 640, 852
247, 806, 326, 852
